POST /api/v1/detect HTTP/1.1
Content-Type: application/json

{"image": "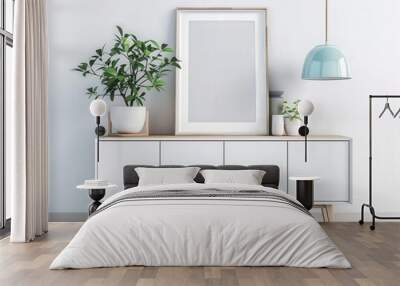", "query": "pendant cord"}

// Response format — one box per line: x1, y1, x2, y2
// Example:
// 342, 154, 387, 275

325, 0, 328, 44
